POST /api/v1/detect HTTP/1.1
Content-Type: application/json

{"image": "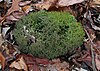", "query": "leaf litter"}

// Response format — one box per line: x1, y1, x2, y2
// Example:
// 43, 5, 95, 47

0, 0, 100, 71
